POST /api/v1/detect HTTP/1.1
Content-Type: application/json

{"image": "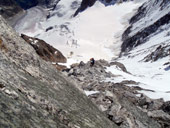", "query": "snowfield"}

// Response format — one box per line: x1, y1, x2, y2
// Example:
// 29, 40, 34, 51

106, 56, 170, 101
15, 0, 142, 63
14, 6, 48, 36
